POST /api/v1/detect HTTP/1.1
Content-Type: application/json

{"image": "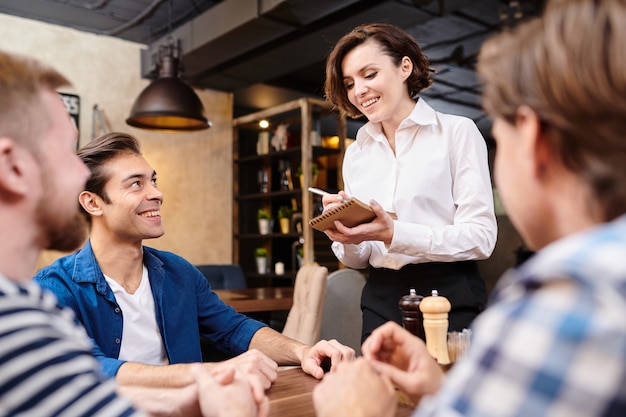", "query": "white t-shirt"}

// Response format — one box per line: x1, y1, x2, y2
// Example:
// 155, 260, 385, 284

105, 265, 168, 365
